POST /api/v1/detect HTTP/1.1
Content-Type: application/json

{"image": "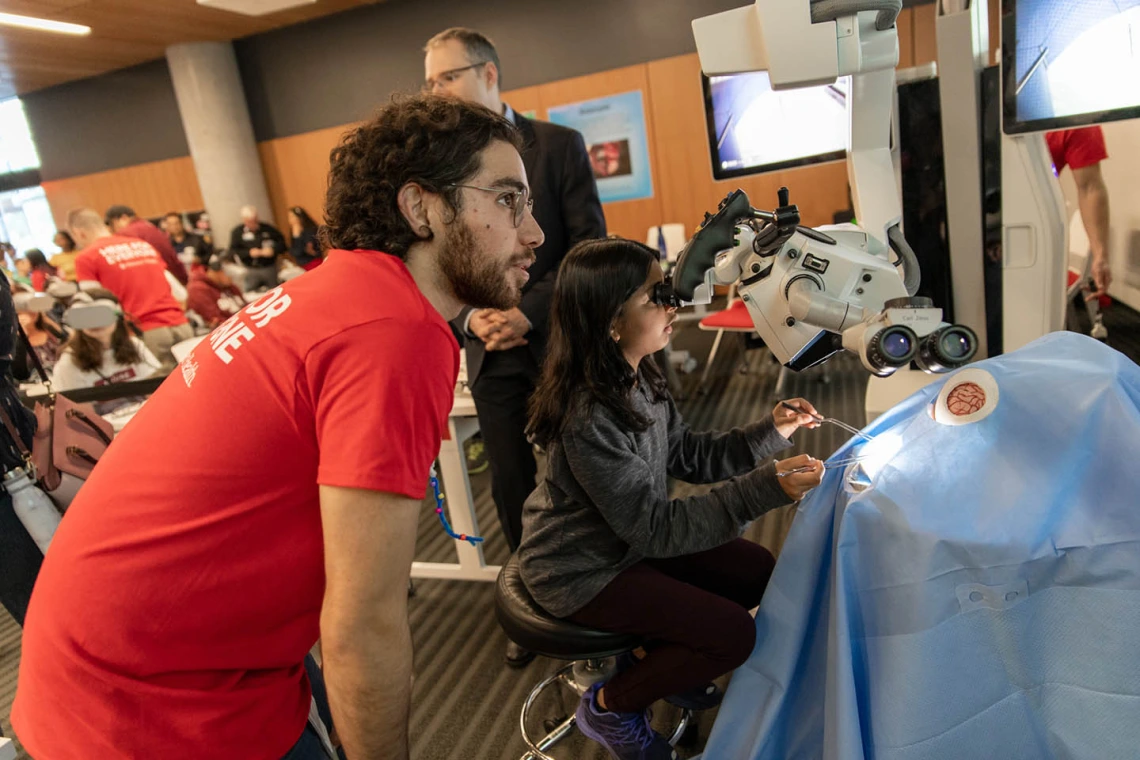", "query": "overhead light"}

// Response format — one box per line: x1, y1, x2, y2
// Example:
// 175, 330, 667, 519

197, 0, 318, 17
0, 12, 91, 36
